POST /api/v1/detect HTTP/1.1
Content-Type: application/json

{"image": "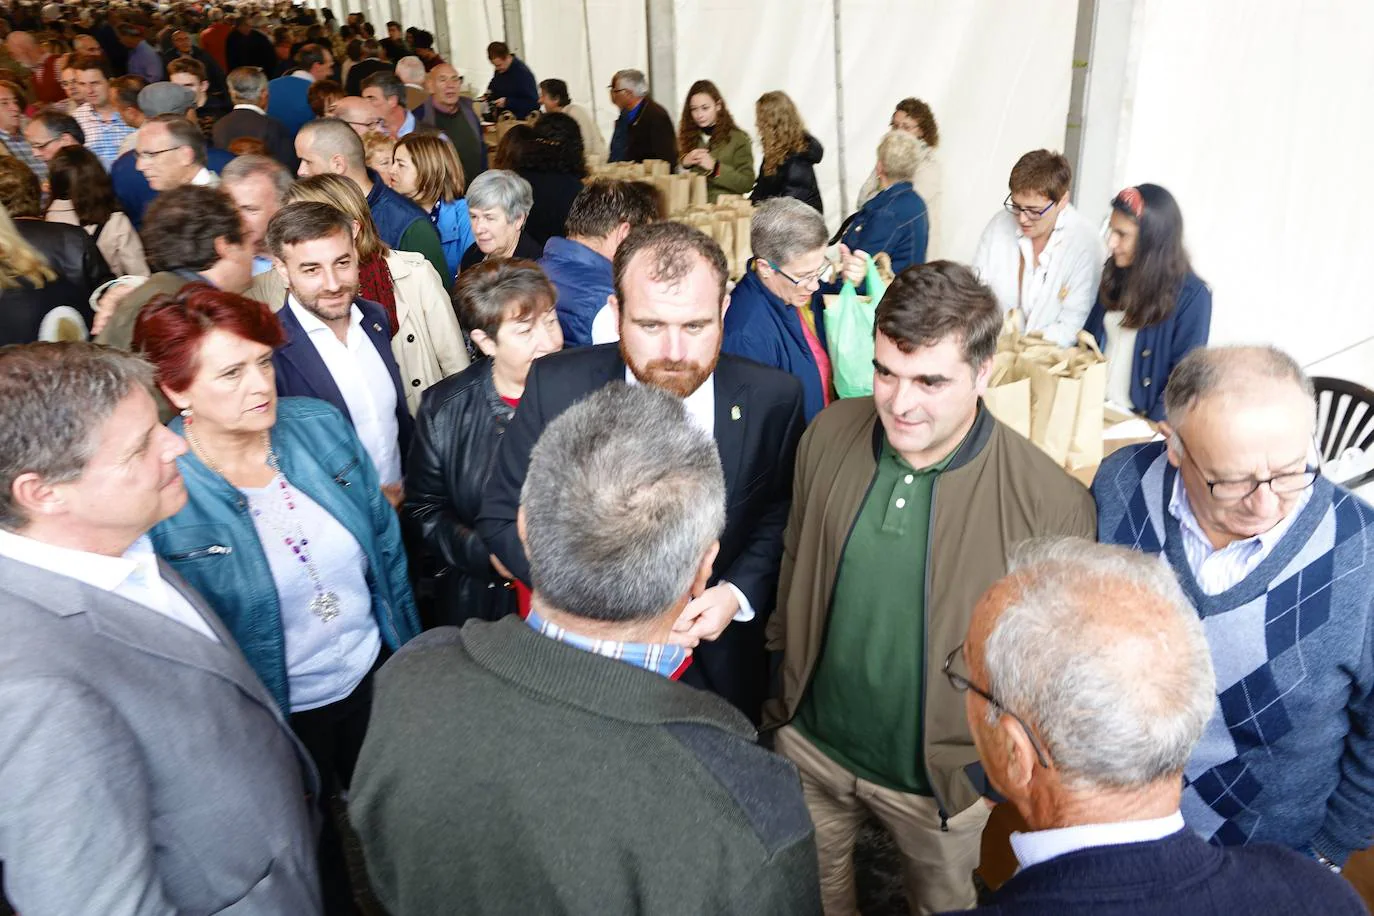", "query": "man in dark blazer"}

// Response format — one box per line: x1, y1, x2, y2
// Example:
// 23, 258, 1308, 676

479, 222, 805, 723
214, 64, 297, 169
945, 539, 1367, 916
607, 69, 676, 164
267, 201, 413, 502
0, 342, 322, 915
